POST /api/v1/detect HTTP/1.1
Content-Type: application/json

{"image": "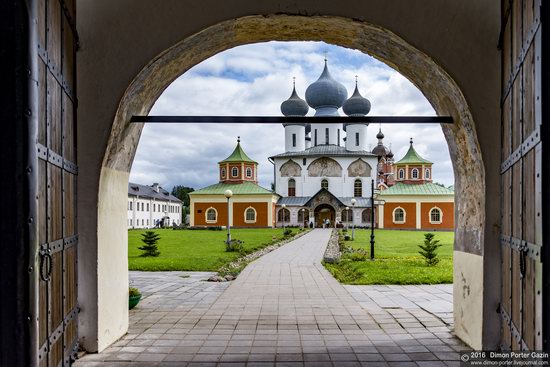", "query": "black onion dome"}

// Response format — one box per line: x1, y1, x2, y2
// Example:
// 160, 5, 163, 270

343, 84, 371, 116
305, 61, 348, 110
281, 85, 309, 117
376, 129, 384, 139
